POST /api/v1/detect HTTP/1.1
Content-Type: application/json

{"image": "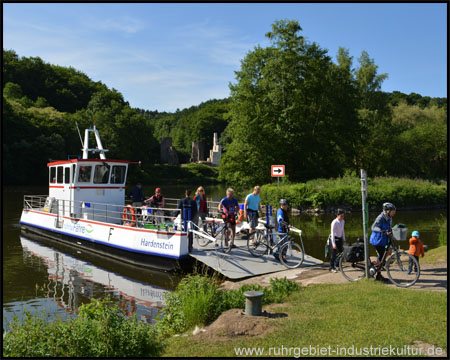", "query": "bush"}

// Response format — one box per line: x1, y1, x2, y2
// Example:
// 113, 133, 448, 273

157, 275, 300, 335
260, 176, 447, 210
158, 274, 223, 335
3, 299, 162, 357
